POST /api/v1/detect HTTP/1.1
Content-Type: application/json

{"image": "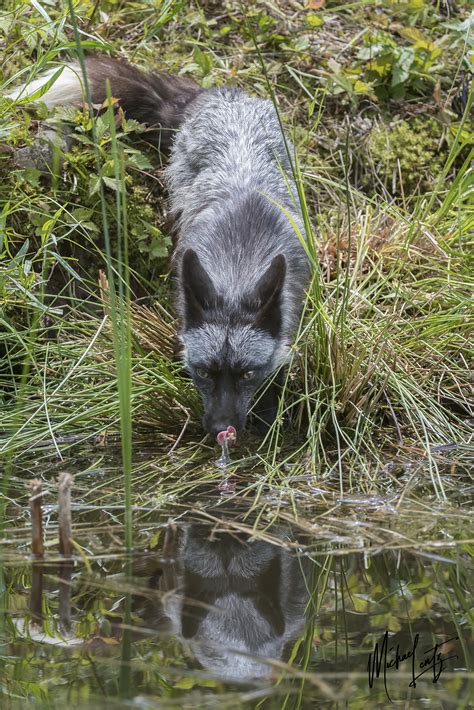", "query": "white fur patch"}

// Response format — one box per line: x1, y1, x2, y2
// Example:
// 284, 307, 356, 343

5, 65, 84, 107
